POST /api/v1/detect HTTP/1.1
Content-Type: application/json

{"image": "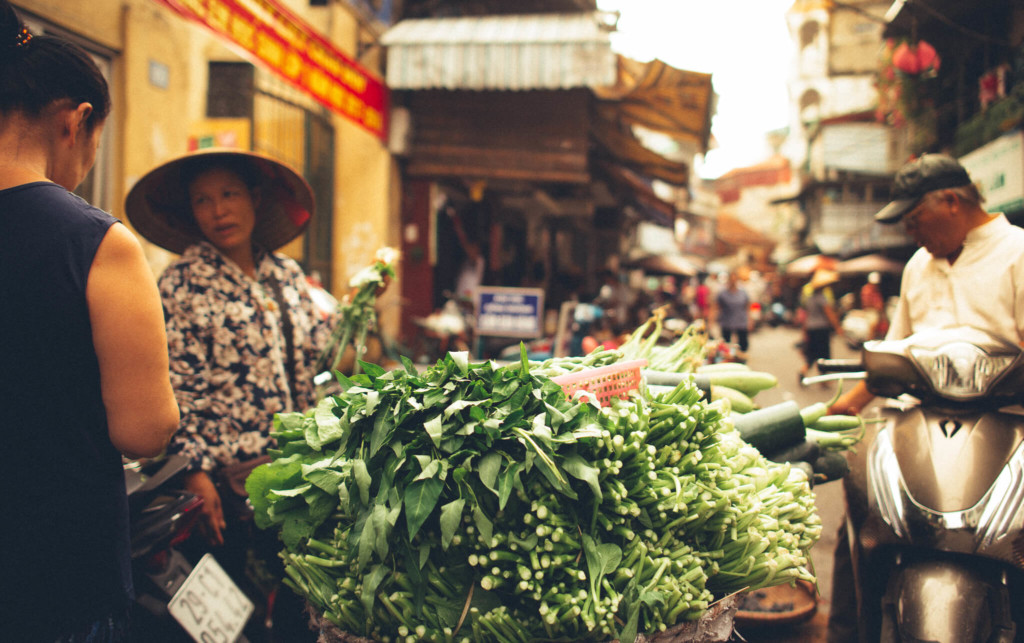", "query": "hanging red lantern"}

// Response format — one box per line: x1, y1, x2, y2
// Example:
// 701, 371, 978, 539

892, 40, 940, 75
893, 42, 919, 74
917, 40, 940, 73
